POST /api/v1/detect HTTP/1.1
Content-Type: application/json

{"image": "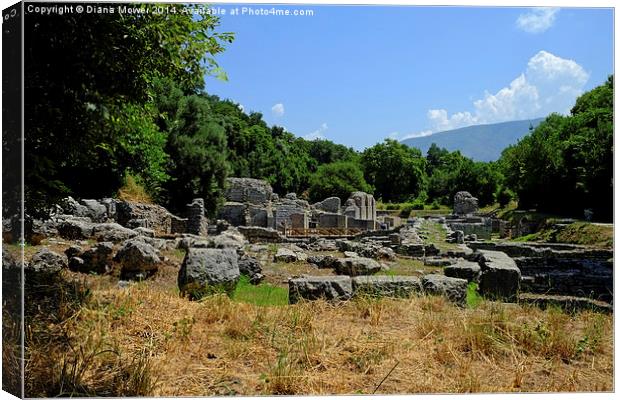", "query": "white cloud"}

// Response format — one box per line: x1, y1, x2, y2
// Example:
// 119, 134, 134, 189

516, 8, 559, 34
271, 103, 285, 117
304, 122, 328, 140
401, 130, 433, 140
238, 104, 245, 112
413, 50, 588, 136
